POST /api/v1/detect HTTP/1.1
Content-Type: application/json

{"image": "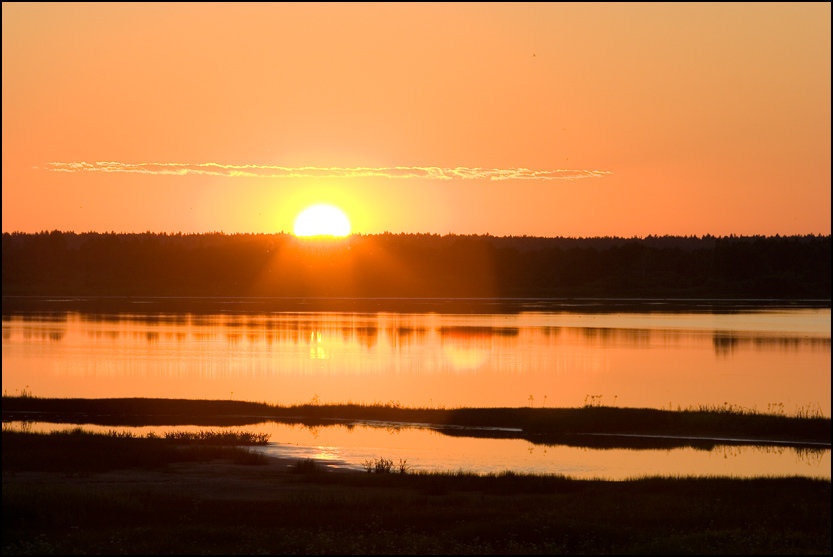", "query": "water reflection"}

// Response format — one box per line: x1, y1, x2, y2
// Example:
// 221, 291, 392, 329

440, 326, 520, 337
713, 332, 830, 355
17, 316, 830, 356
2, 309, 830, 414
3, 420, 828, 480
5, 311, 829, 352
11, 311, 69, 322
